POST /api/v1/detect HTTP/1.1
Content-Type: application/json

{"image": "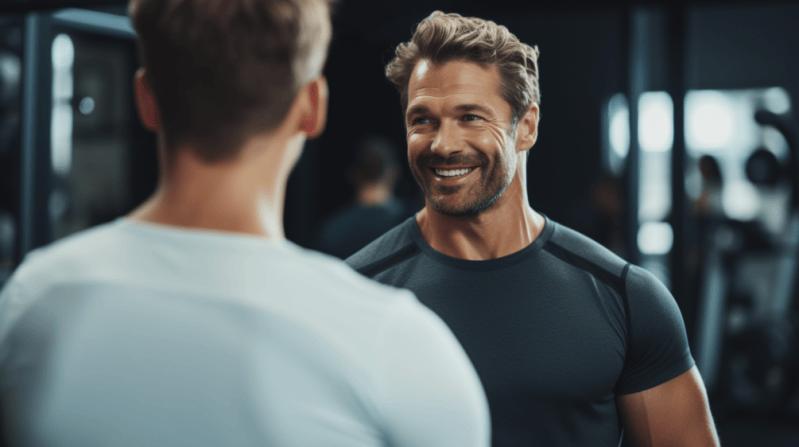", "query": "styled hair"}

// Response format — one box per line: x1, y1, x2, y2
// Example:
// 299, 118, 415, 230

130, 0, 334, 162
386, 11, 540, 124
